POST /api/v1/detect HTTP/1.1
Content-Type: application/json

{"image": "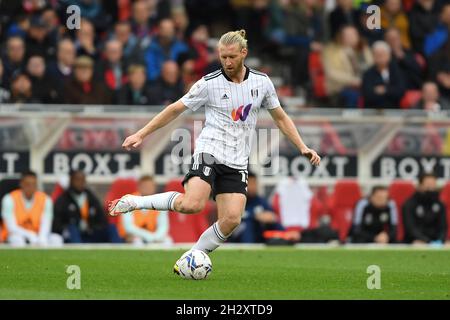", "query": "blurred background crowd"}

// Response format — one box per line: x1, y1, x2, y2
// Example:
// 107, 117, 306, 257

0, 0, 450, 109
